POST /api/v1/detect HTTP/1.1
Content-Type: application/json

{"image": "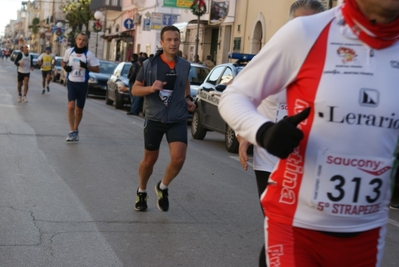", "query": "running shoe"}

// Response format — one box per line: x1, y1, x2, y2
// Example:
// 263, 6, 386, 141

135, 189, 148, 212
17, 95, 21, 103
22, 96, 27, 103
155, 181, 169, 212
66, 131, 75, 142
42, 89, 45, 94
47, 86, 50, 92
390, 204, 399, 210
74, 130, 79, 141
